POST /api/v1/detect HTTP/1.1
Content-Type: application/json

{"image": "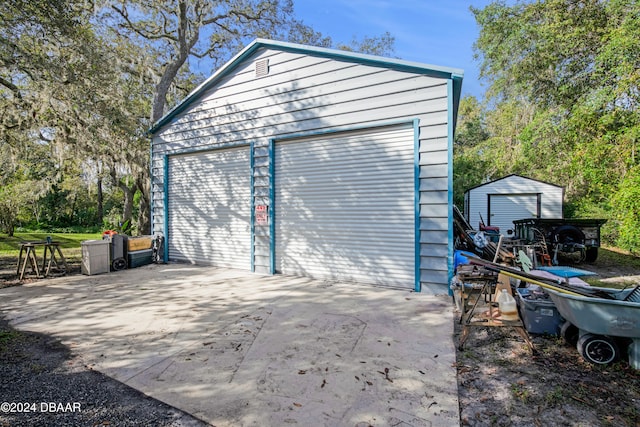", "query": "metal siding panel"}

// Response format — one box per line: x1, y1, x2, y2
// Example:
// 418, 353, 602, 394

275, 125, 415, 288
541, 187, 564, 218
167, 147, 251, 269
420, 269, 449, 284
421, 244, 448, 257
156, 94, 446, 146
163, 59, 445, 135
